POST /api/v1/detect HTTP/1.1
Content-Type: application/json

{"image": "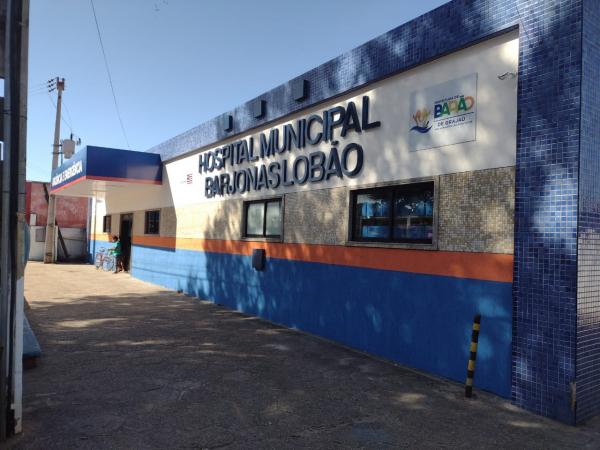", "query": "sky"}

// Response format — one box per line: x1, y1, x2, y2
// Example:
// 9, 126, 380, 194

27, 0, 448, 181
